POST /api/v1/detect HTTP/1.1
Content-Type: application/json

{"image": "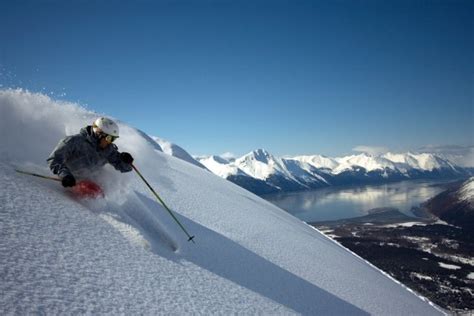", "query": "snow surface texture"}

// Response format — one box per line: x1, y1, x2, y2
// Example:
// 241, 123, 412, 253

0, 89, 444, 314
